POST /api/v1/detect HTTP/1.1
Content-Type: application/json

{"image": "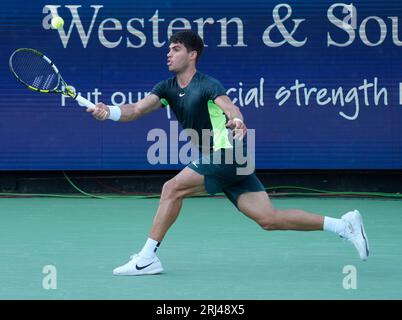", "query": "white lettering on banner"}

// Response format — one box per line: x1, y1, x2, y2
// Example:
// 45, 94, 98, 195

149, 10, 165, 48
226, 78, 264, 108
43, 5, 103, 48
400, 83, 402, 105
60, 77, 397, 122
43, 4, 402, 48
327, 3, 402, 47
193, 18, 214, 47
275, 77, 388, 121
98, 18, 123, 48
262, 4, 307, 47
327, 3, 356, 47
167, 17, 192, 40
43, 6, 246, 48
217, 18, 247, 47
127, 18, 146, 48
